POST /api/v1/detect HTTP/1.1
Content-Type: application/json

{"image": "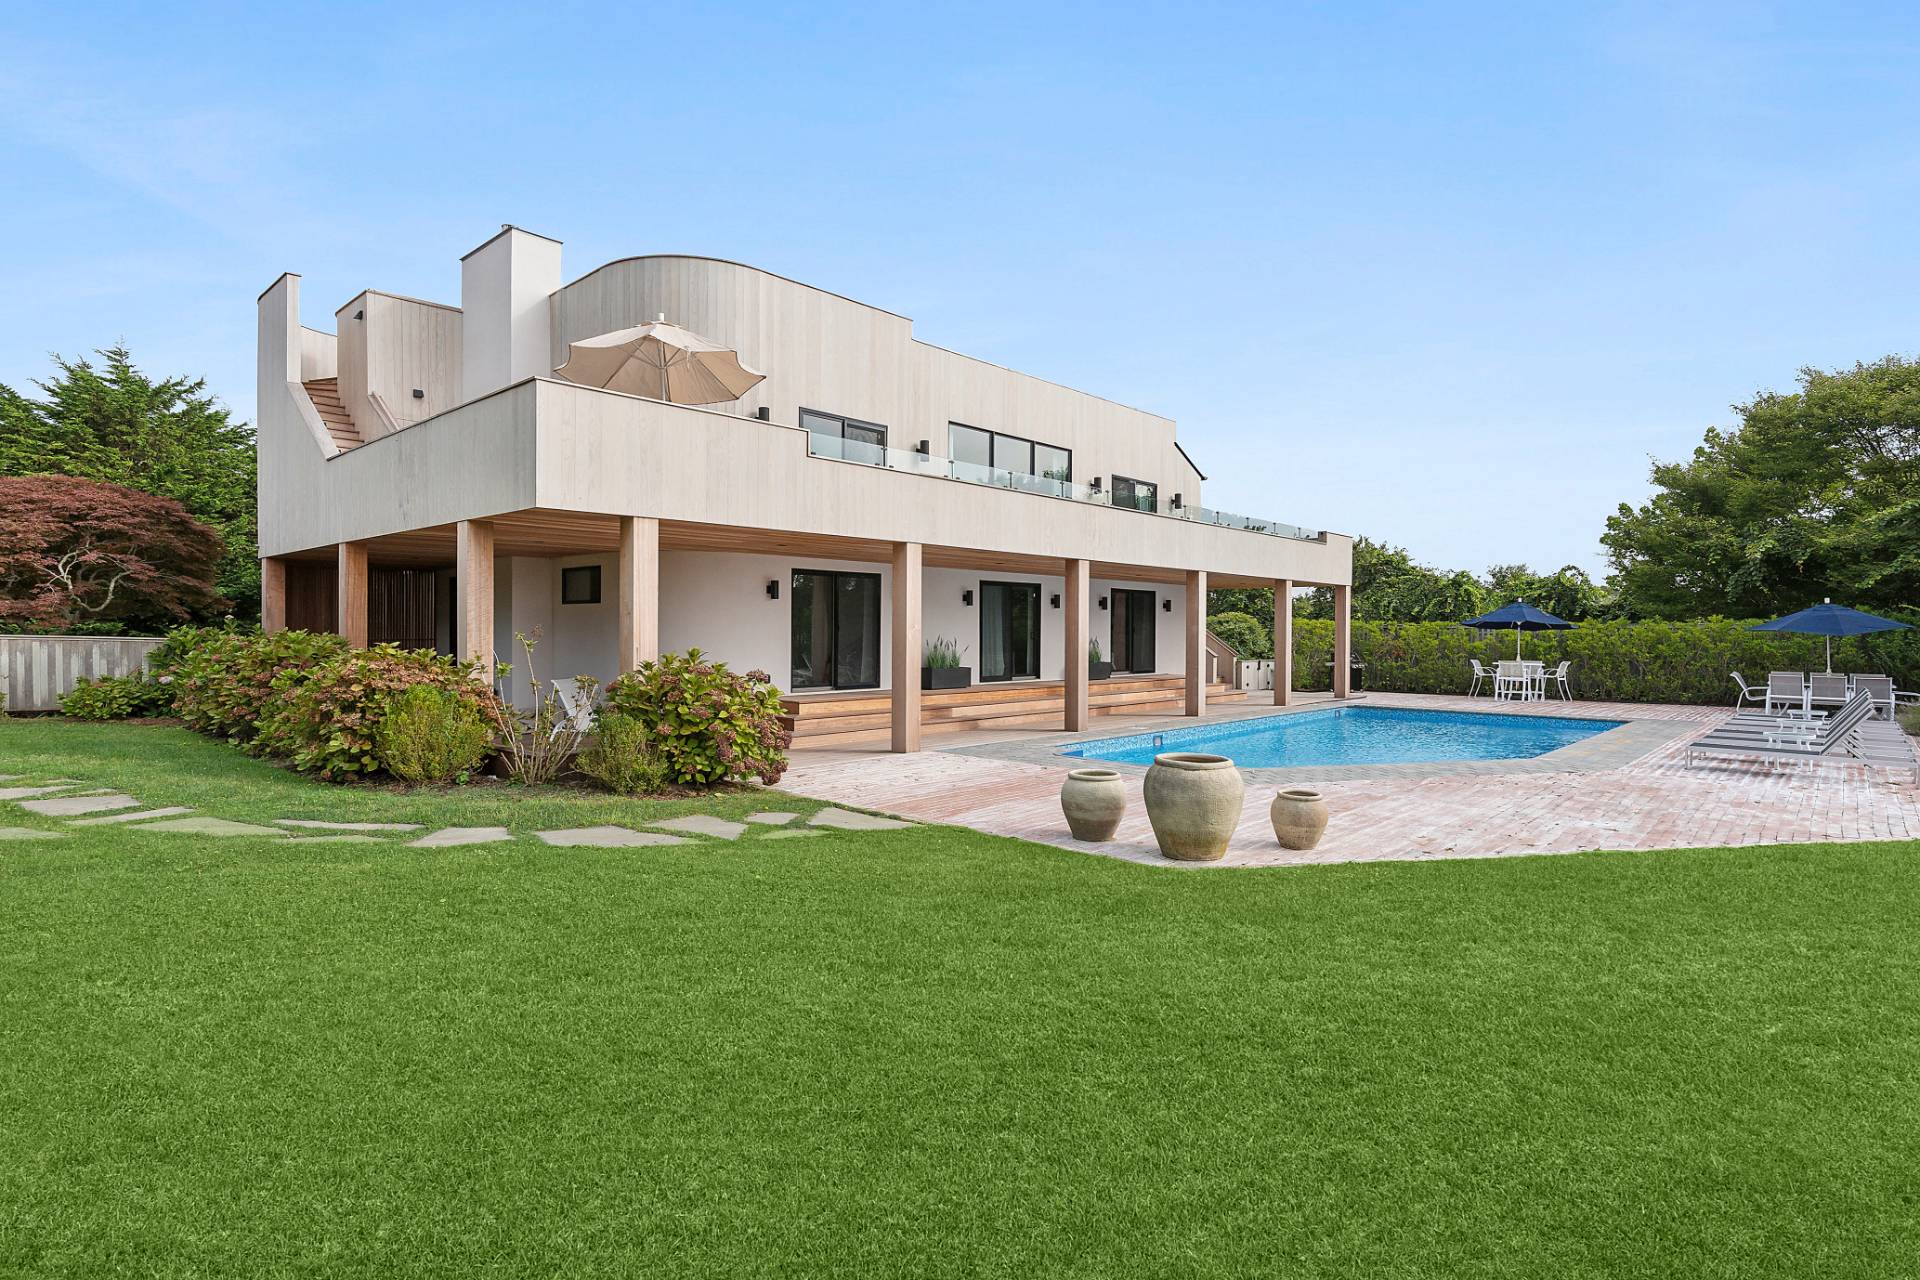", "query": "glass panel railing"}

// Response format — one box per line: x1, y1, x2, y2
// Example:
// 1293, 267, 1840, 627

805, 433, 1319, 540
